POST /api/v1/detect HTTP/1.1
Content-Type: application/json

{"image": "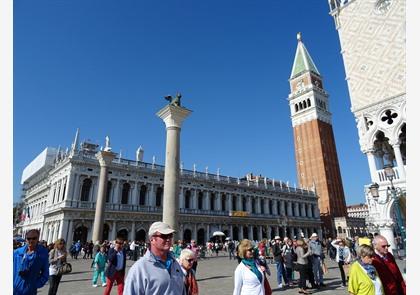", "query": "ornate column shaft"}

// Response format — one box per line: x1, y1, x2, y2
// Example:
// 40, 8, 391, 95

392, 143, 406, 179
92, 151, 116, 243
366, 150, 379, 183
157, 104, 192, 236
